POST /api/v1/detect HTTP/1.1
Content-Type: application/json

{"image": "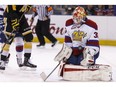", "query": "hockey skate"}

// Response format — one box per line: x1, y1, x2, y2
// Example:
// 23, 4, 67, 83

23, 57, 37, 68
16, 58, 23, 67
0, 60, 6, 70
4, 53, 10, 66
0, 54, 10, 70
